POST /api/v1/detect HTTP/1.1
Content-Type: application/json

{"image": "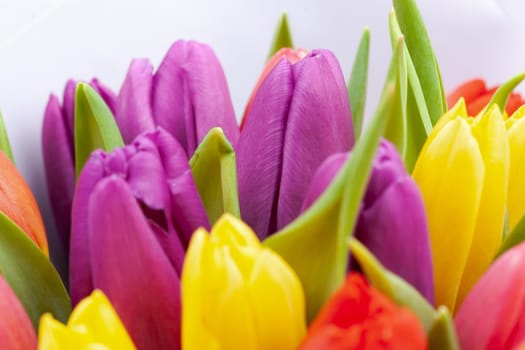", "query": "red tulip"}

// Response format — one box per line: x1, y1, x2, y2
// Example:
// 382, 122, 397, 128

299, 273, 427, 350
447, 78, 524, 116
